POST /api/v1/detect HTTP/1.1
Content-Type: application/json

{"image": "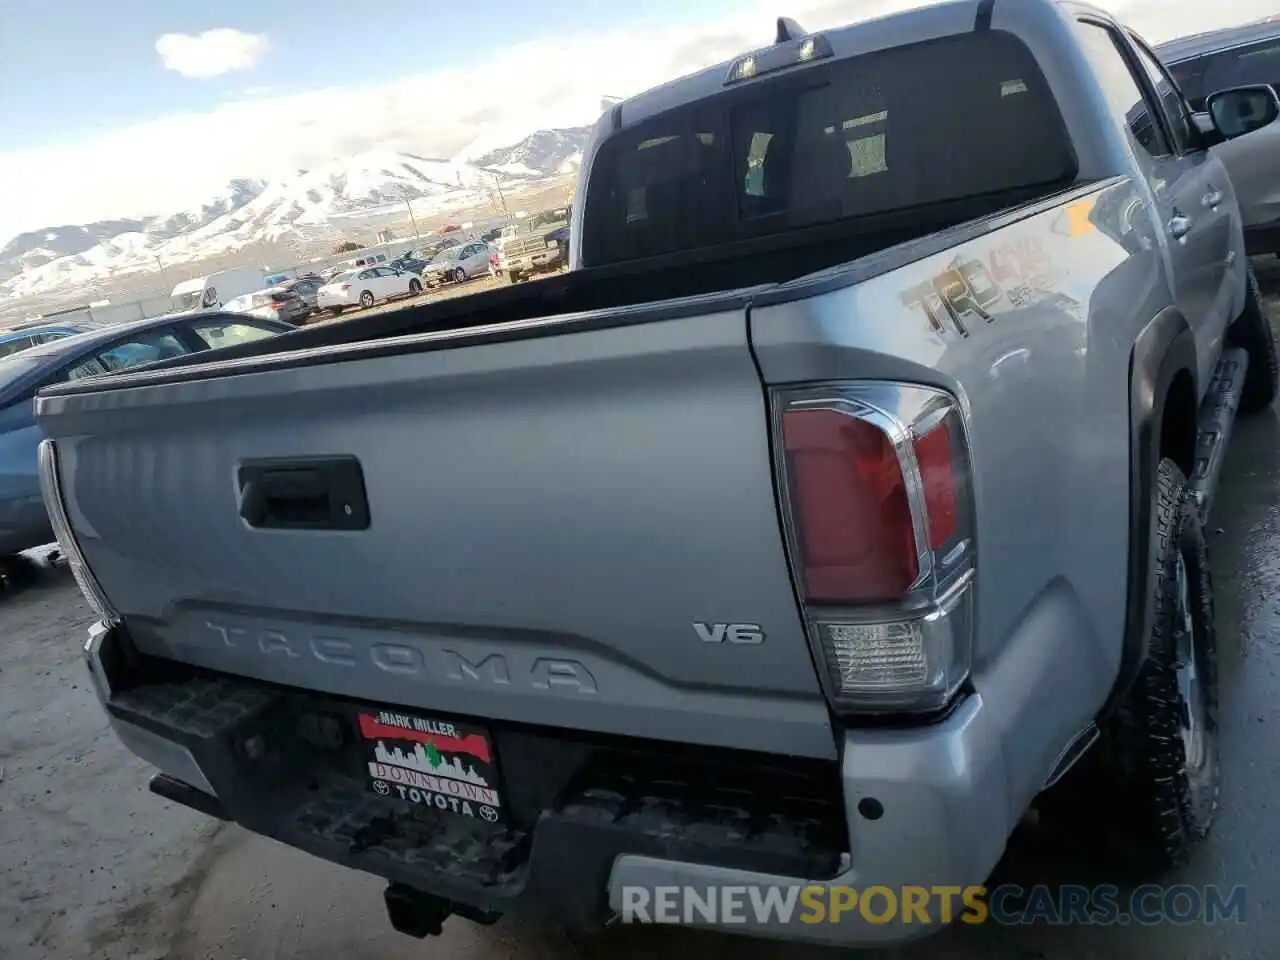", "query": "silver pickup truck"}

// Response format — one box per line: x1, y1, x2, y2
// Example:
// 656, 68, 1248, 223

32, 0, 1280, 946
